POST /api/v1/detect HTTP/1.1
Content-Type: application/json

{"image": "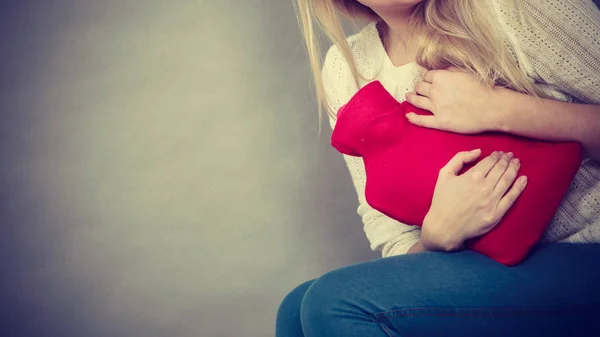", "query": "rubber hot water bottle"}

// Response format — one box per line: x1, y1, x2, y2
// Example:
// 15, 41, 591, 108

331, 81, 582, 265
